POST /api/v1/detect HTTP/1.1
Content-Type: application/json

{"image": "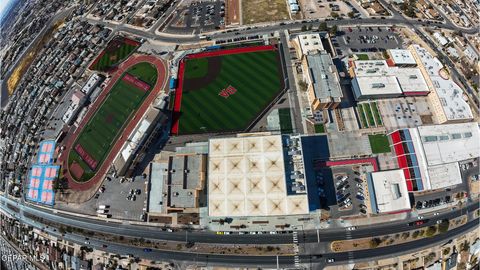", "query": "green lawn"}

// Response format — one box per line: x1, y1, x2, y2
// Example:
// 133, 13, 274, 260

184, 58, 209, 79
371, 102, 383, 126
178, 50, 283, 134
92, 40, 139, 71
356, 54, 369, 60
69, 62, 157, 182
368, 134, 391, 154
357, 104, 368, 128
278, 108, 293, 134
314, 123, 325, 133
364, 103, 376, 127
